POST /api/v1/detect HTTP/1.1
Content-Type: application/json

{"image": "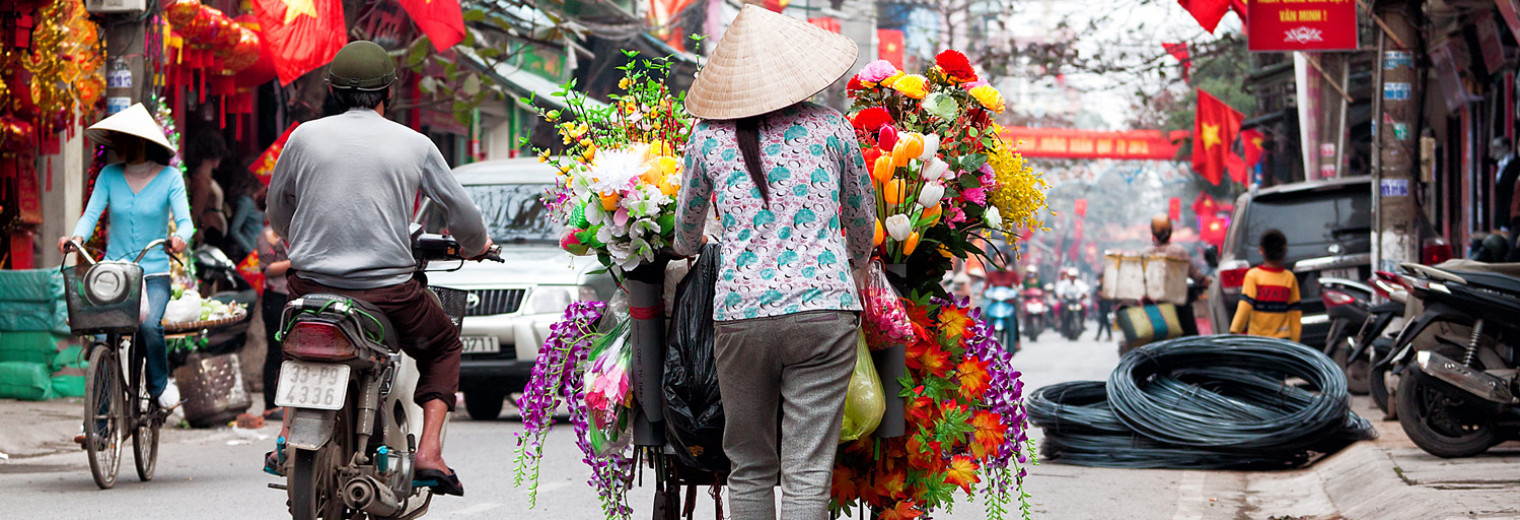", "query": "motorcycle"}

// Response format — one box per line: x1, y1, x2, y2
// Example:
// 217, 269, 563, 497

1380, 261, 1520, 458
269, 204, 501, 519
1056, 292, 1087, 340
983, 285, 1019, 354
1021, 286, 1048, 342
